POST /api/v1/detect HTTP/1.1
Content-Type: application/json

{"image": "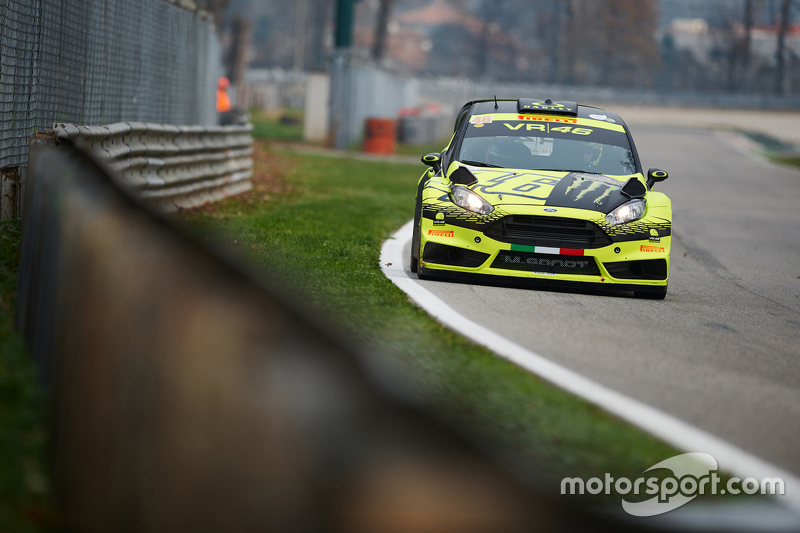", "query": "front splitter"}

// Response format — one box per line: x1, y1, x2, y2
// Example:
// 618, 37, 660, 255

418, 266, 668, 296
